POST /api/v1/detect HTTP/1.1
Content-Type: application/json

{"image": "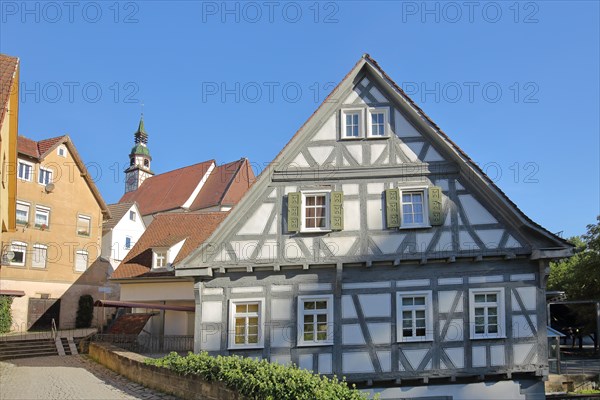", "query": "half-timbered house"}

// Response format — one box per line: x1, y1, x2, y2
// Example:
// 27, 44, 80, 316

175, 55, 572, 399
